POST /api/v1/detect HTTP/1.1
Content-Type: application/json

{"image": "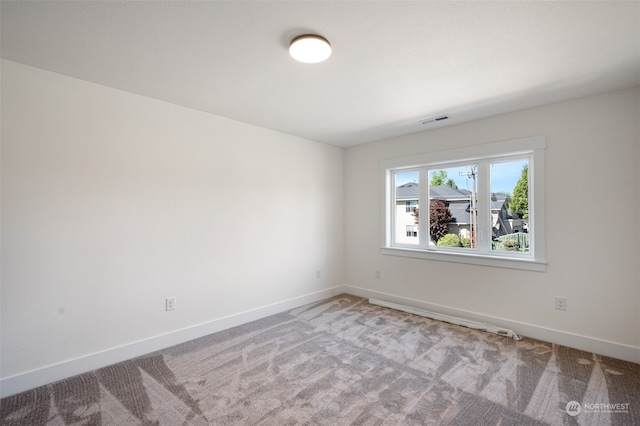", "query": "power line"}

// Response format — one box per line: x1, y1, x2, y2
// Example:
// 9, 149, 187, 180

459, 166, 478, 248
